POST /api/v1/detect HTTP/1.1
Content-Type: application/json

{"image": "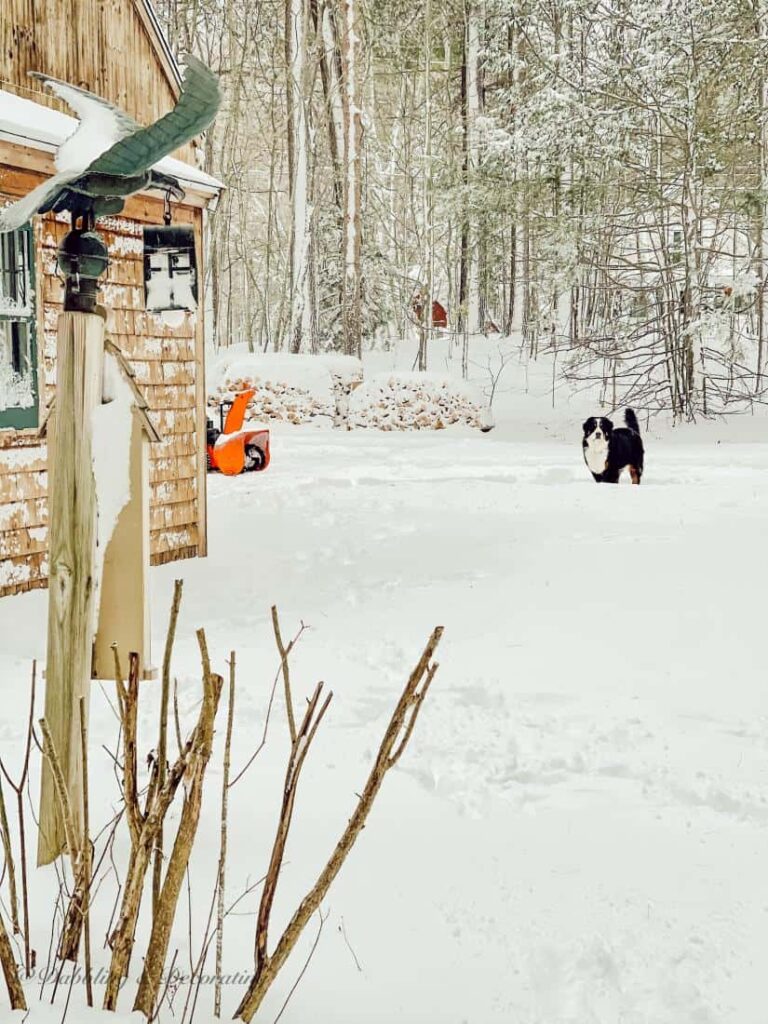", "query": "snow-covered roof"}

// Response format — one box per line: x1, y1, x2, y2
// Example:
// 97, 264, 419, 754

0, 88, 223, 200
